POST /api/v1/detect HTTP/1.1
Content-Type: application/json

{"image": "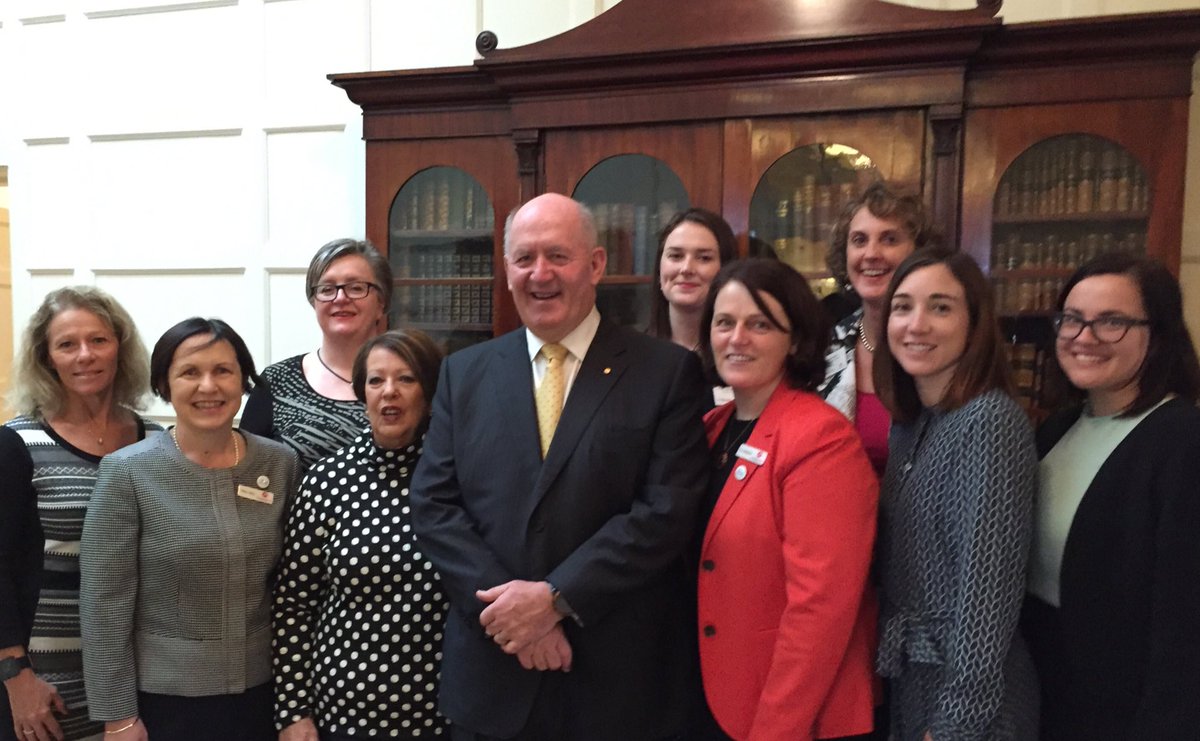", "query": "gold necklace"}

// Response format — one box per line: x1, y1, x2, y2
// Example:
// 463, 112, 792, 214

87, 414, 110, 446
171, 427, 241, 467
